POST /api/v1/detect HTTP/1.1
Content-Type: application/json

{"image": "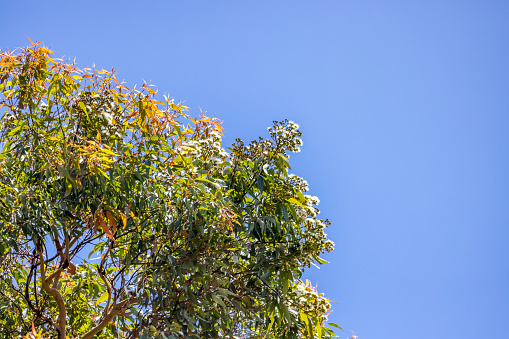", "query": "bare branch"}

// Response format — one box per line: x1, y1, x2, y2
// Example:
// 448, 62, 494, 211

80, 296, 138, 339
38, 243, 67, 339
